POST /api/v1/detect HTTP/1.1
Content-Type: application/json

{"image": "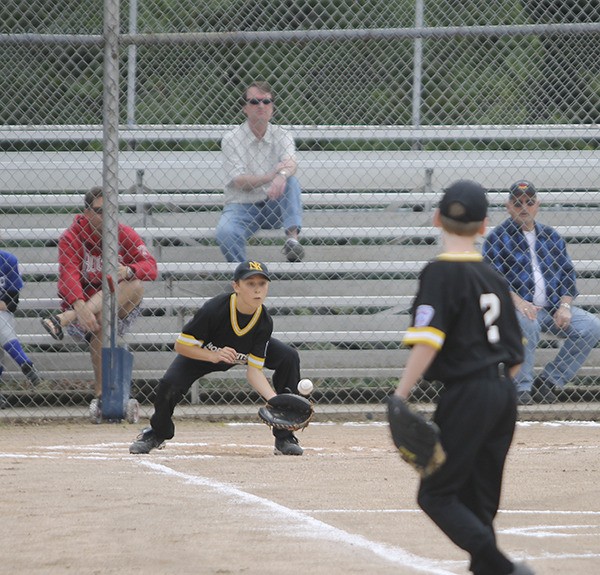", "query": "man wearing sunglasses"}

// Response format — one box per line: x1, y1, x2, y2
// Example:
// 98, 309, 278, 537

40, 186, 158, 405
483, 180, 600, 405
216, 81, 304, 263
